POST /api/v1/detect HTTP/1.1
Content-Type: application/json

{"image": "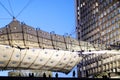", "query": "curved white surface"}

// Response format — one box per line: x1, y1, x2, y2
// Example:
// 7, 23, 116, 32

0, 45, 82, 73
82, 50, 120, 54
